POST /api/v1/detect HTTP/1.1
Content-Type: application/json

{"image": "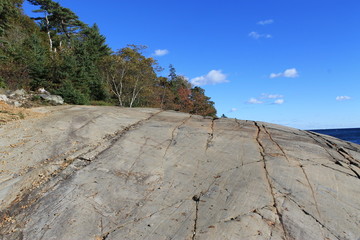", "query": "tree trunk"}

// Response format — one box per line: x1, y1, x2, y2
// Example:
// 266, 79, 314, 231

160, 87, 166, 109
110, 74, 123, 107
130, 75, 141, 108
45, 14, 53, 52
